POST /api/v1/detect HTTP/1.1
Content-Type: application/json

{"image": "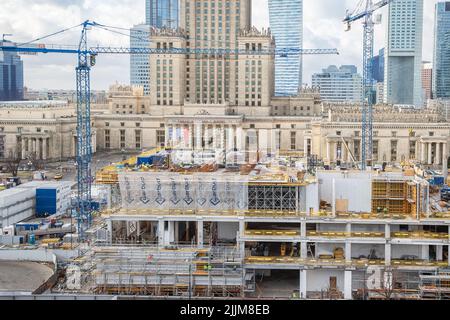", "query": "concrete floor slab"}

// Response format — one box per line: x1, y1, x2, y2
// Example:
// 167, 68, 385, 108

0, 261, 54, 293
